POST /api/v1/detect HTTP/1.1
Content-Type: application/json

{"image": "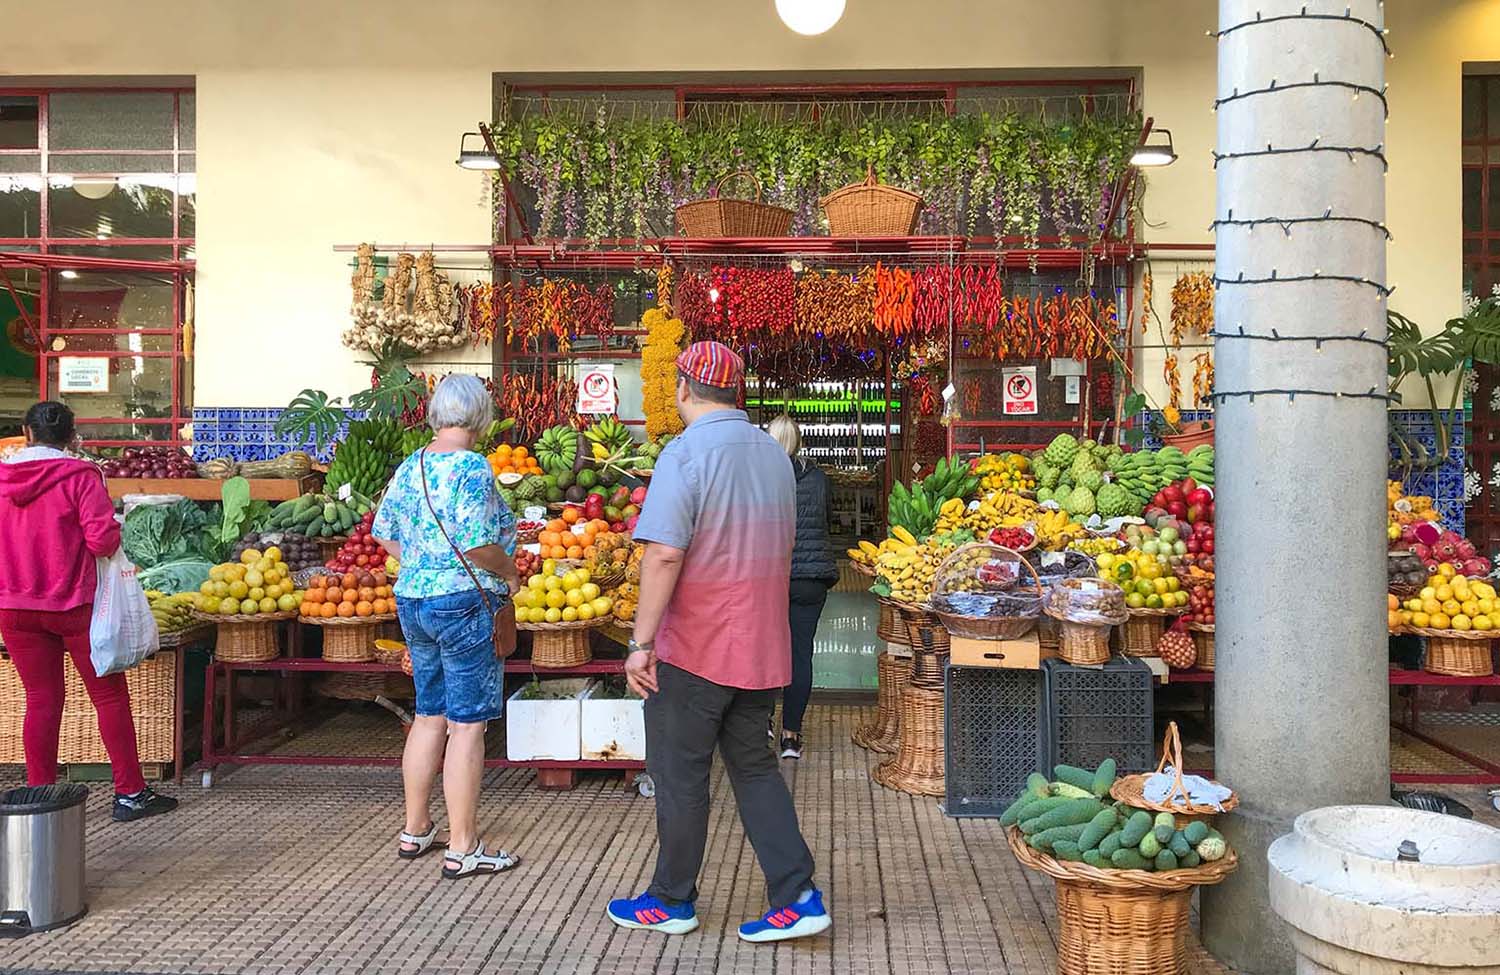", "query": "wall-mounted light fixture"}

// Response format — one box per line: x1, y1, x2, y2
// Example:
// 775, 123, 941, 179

1131, 129, 1177, 167
456, 126, 502, 170
775, 0, 846, 36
